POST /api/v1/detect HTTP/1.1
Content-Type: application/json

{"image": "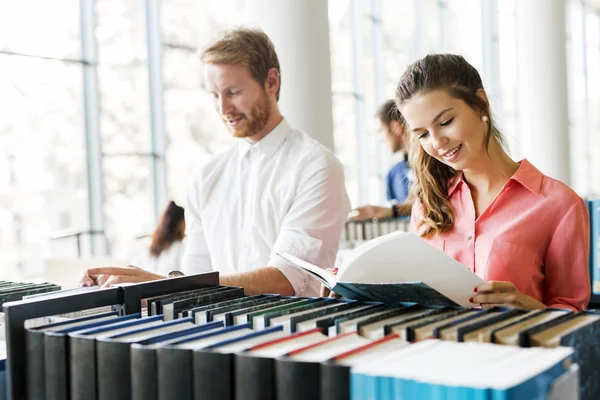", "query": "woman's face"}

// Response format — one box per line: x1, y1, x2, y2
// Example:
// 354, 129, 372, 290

400, 89, 488, 171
